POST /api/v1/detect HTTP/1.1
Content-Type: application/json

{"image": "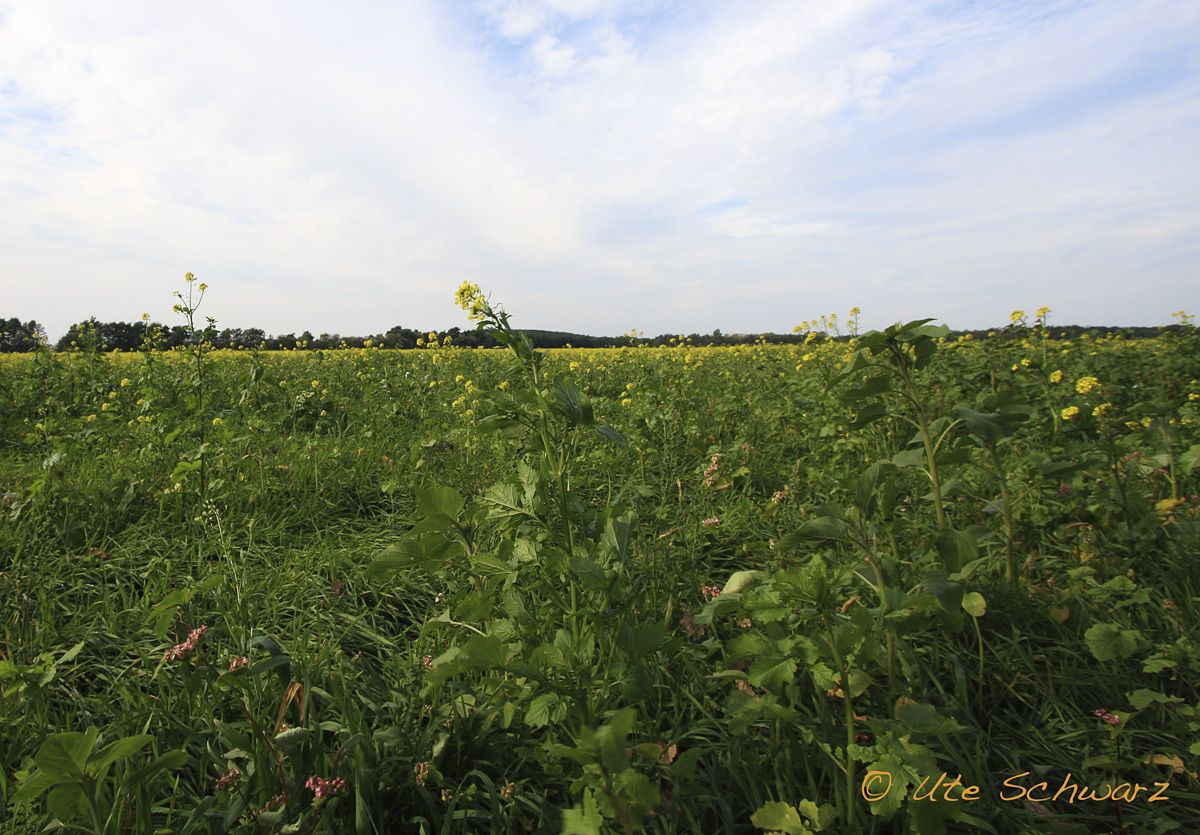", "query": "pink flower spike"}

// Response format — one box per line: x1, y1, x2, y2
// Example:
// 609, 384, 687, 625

1092, 709, 1121, 726
306, 775, 347, 798
229, 656, 249, 671
701, 516, 721, 528
162, 623, 208, 662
